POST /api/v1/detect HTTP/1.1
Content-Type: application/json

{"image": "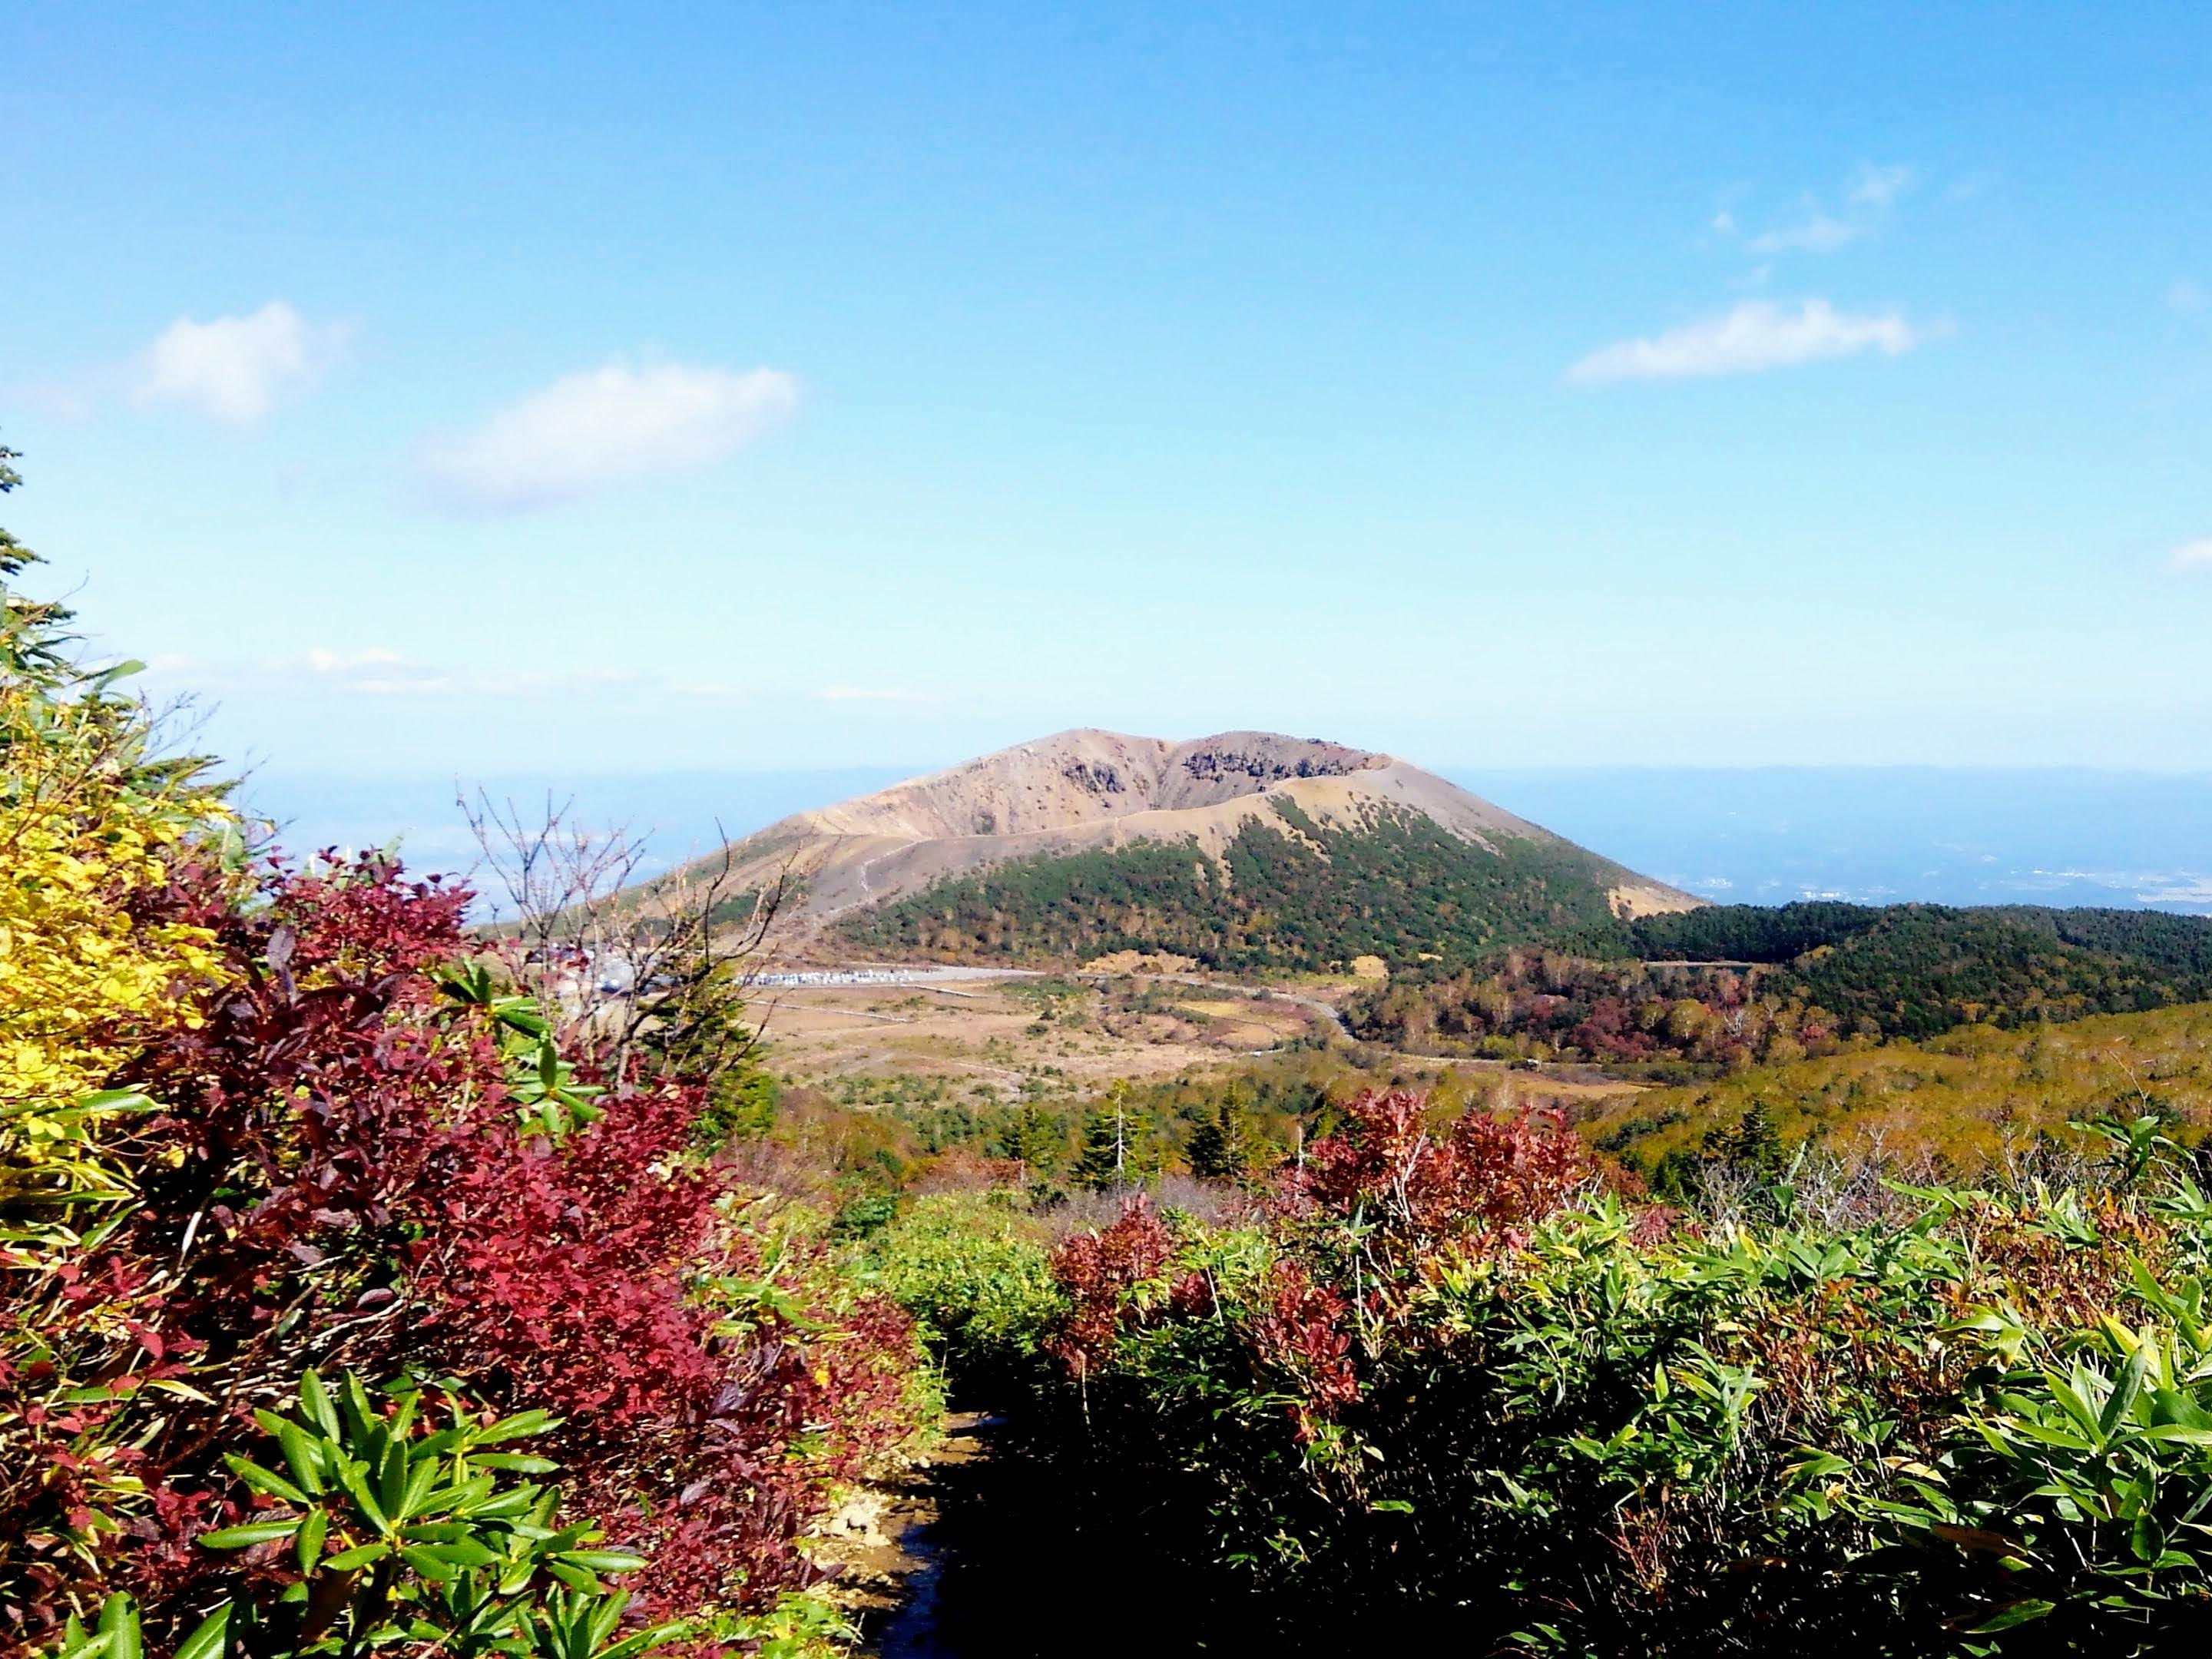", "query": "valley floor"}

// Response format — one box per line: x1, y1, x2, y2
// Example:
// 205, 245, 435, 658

754, 963, 1640, 1111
